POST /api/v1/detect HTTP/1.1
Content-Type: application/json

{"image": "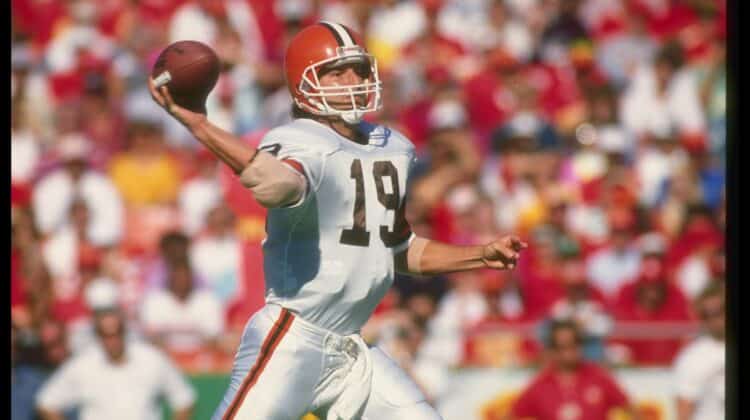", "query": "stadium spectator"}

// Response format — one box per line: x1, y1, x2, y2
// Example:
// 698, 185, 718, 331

13, 319, 75, 420
32, 133, 124, 247
140, 259, 224, 354
178, 149, 222, 235
12, 205, 53, 330
545, 246, 611, 362
465, 269, 539, 368
189, 203, 243, 305
36, 309, 196, 420
505, 319, 639, 420
11, 106, 40, 188
144, 230, 203, 290
592, 7, 655, 83
620, 41, 706, 140
480, 128, 549, 235
611, 254, 691, 365
634, 128, 692, 210
109, 120, 182, 206
169, 0, 264, 64
672, 282, 725, 420
416, 270, 490, 372
41, 198, 106, 327
67, 277, 140, 354
409, 100, 481, 240
585, 208, 642, 301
